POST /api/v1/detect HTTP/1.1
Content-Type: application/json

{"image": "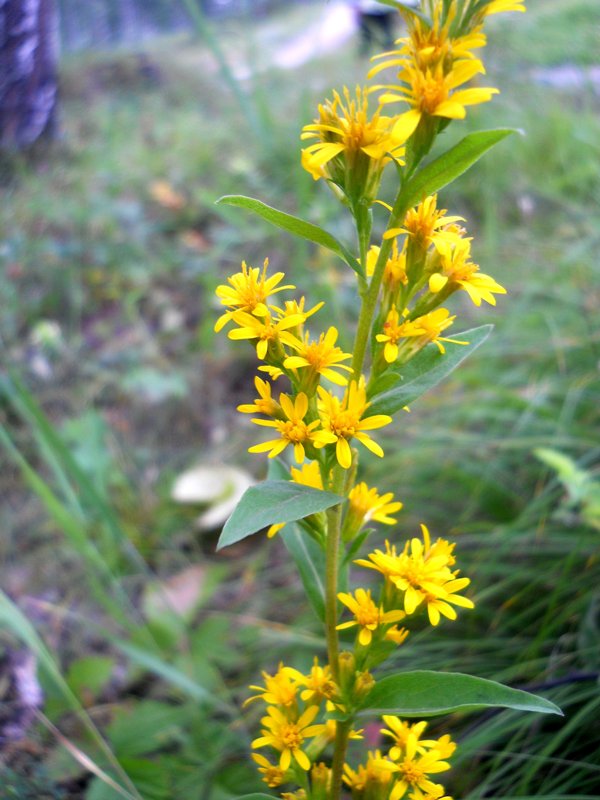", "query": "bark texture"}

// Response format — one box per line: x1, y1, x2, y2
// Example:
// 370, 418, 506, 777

0, 0, 58, 149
